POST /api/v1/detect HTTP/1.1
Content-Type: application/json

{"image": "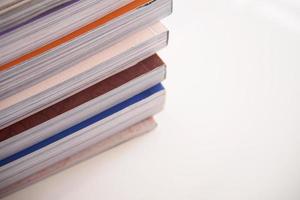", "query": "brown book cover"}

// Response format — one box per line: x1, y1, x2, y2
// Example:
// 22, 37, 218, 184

0, 54, 164, 142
